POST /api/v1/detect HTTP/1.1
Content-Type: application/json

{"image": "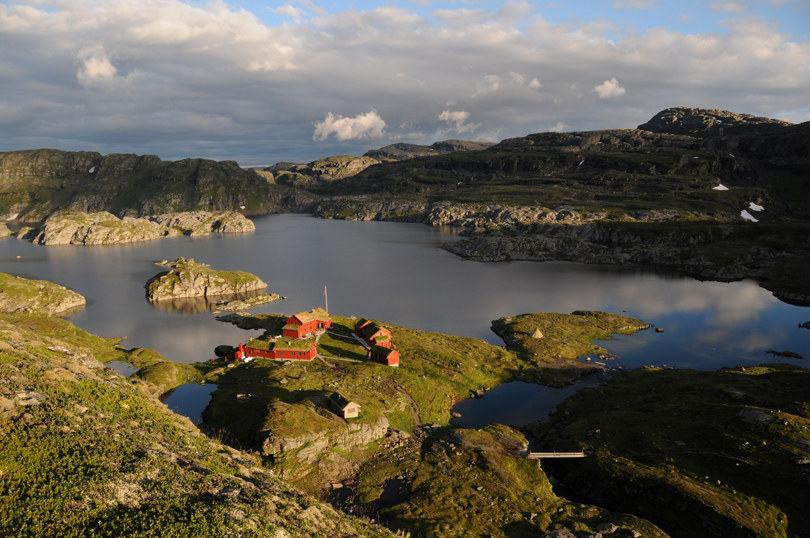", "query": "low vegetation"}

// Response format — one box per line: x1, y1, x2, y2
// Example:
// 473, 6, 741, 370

0, 313, 391, 536
532, 364, 810, 537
